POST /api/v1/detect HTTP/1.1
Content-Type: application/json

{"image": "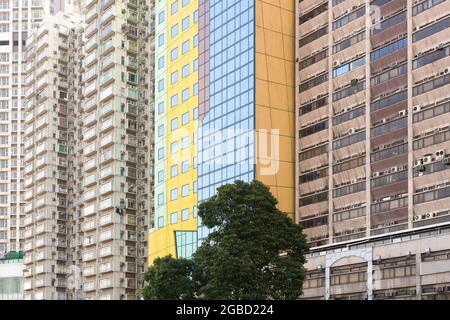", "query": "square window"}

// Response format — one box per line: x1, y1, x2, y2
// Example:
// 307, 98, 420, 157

181, 209, 189, 221
182, 88, 190, 101
158, 34, 165, 47
182, 0, 189, 6
171, 24, 179, 38
158, 216, 165, 228
158, 102, 164, 115
157, 193, 164, 206
182, 160, 189, 173
182, 40, 190, 54
182, 136, 189, 149
158, 56, 164, 69
182, 112, 189, 125
171, 212, 178, 224
157, 147, 164, 160
193, 107, 199, 119
170, 141, 178, 154
182, 184, 189, 197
